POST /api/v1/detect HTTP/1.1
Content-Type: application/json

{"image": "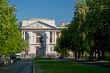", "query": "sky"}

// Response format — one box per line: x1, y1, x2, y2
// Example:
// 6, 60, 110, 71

10, 0, 75, 26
